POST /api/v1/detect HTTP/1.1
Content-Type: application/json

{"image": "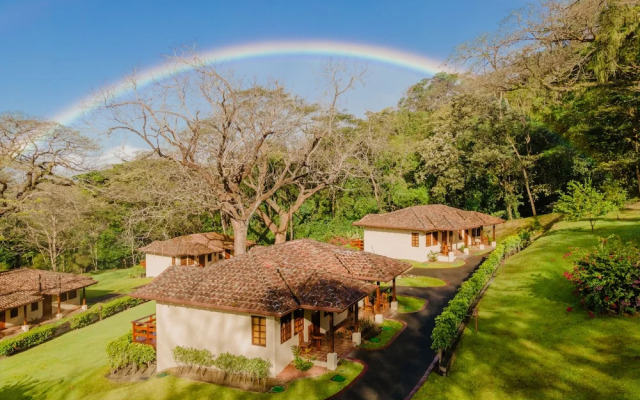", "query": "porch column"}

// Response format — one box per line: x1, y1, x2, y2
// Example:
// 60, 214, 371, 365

82, 287, 86, 306
57, 295, 61, 314
466, 229, 470, 246
375, 282, 381, 313
23, 305, 27, 326
329, 312, 335, 353
392, 278, 397, 302
493, 224, 496, 241
354, 304, 359, 332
